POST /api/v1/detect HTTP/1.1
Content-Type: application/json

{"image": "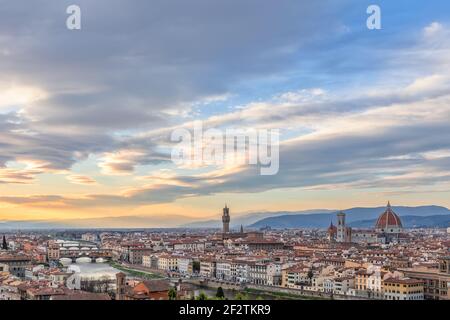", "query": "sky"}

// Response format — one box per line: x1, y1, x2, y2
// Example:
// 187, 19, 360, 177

1, 1, 450, 226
